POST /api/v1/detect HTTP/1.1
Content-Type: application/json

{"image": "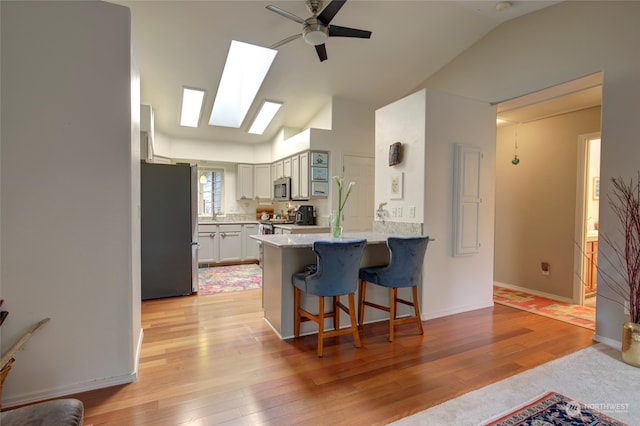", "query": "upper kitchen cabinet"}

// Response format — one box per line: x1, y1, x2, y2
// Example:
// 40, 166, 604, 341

254, 164, 271, 199
290, 151, 310, 200
283, 157, 292, 178
236, 164, 253, 200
